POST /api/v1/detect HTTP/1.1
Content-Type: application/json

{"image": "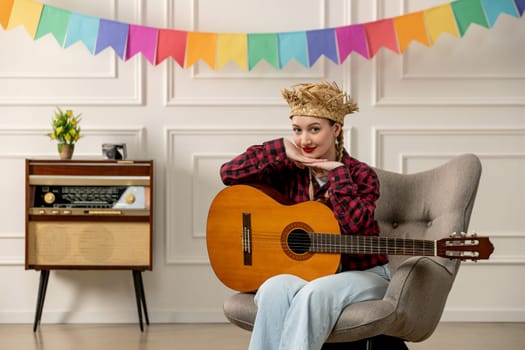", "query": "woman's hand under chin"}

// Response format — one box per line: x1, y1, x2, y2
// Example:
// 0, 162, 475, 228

283, 139, 343, 171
